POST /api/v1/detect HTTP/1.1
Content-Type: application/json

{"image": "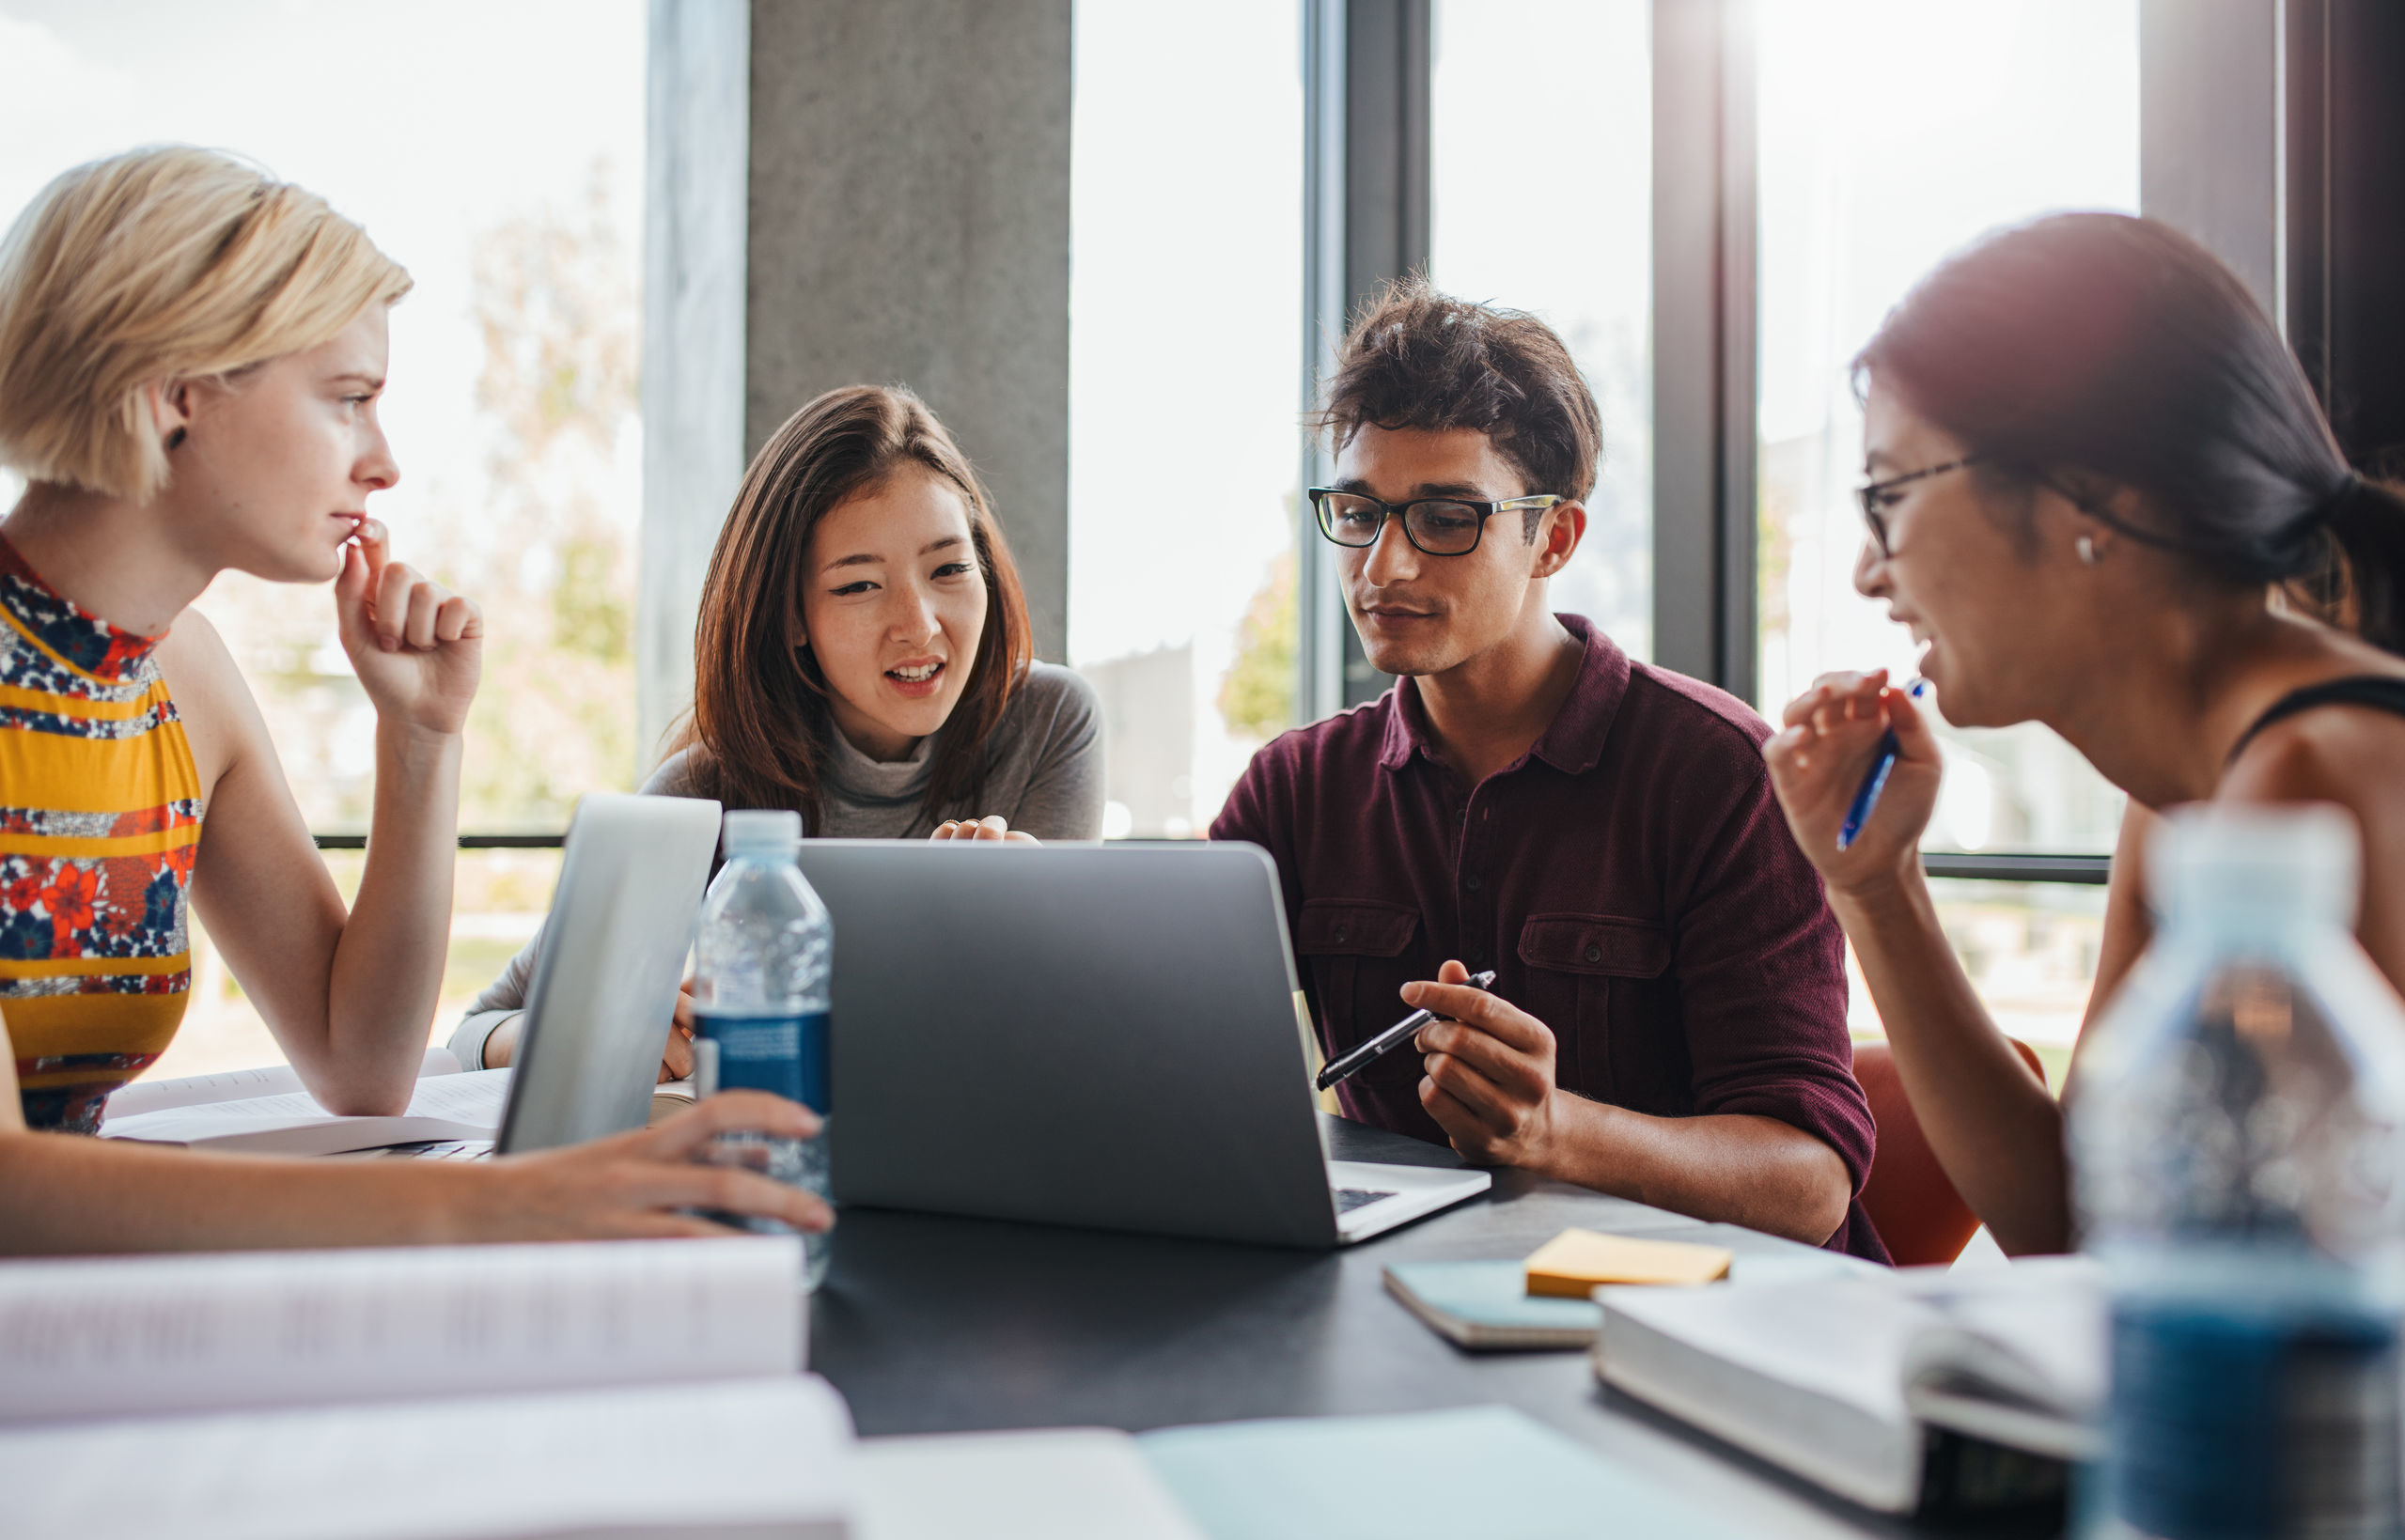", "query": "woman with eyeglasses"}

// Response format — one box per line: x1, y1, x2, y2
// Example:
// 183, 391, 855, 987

1762, 211, 2405, 1257
454, 384, 1104, 1079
